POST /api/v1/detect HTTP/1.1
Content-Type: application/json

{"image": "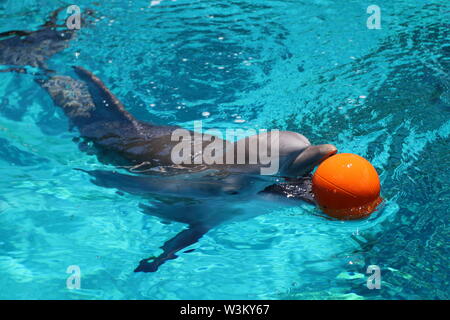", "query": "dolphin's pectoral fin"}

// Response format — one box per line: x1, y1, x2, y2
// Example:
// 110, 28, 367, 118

134, 224, 210, 273
139, 201, 203, 225
79, 169, 242, 199
134, 257, 159, 273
